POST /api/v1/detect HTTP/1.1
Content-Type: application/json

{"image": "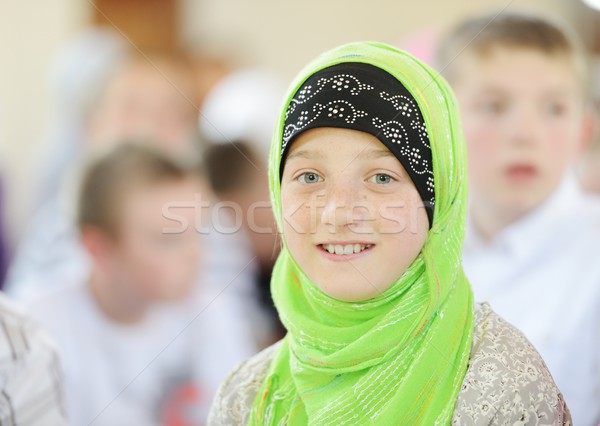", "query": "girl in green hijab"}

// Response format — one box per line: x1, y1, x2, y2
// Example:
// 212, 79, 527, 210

208, 42, 570, 425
